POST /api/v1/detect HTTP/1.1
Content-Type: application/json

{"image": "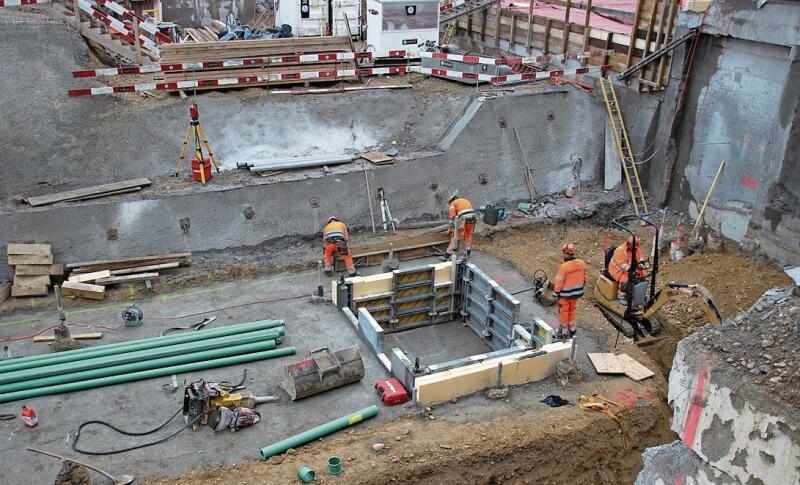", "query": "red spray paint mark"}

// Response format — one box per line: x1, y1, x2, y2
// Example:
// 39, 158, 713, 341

741, 175, 758, 190
682, 362, 709, 449
491, 273, 507, 285
568, 199, 588, 208
674, 475, 685, 485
